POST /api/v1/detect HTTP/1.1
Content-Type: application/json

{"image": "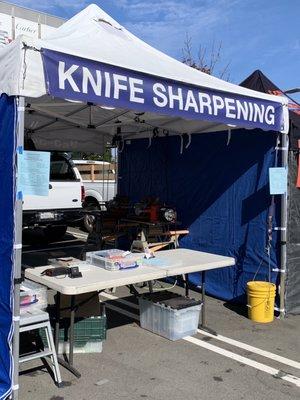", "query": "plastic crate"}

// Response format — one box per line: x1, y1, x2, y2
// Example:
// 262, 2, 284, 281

40, 315, 106, 353
139, 291, 202, 341
20, 280, 47, 314
86, 249, 123, 271
56, 340, 103, 354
